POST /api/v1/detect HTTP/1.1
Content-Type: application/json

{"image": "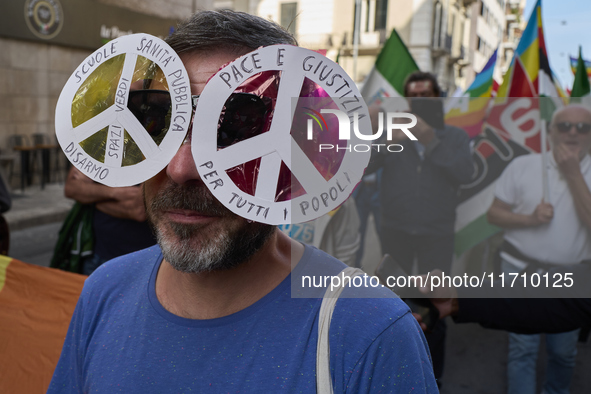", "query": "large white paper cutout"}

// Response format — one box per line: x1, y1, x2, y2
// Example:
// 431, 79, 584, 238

55, 38, 371, 225
55, 34, 192, 187
193, 45, 371, 225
